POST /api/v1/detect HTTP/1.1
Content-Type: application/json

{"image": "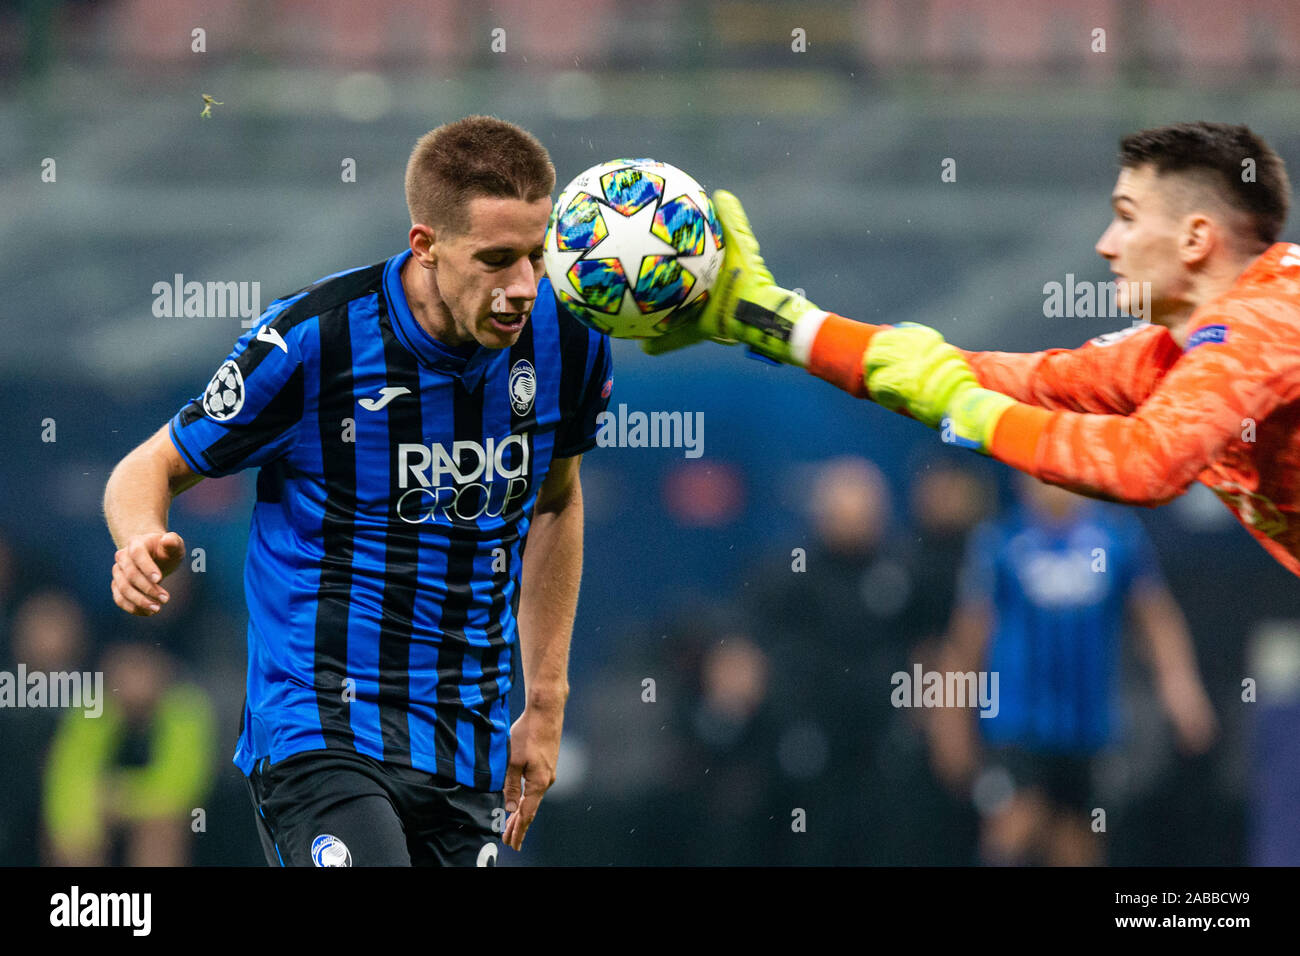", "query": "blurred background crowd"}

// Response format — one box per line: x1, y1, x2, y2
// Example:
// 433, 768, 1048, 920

3, 0, 1300, 865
